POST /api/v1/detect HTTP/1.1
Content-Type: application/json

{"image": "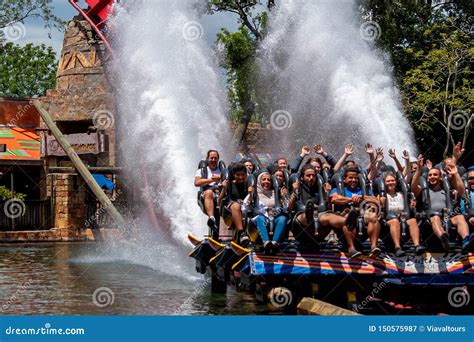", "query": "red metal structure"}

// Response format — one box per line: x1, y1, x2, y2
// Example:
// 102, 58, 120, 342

69, 0, 115, 54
